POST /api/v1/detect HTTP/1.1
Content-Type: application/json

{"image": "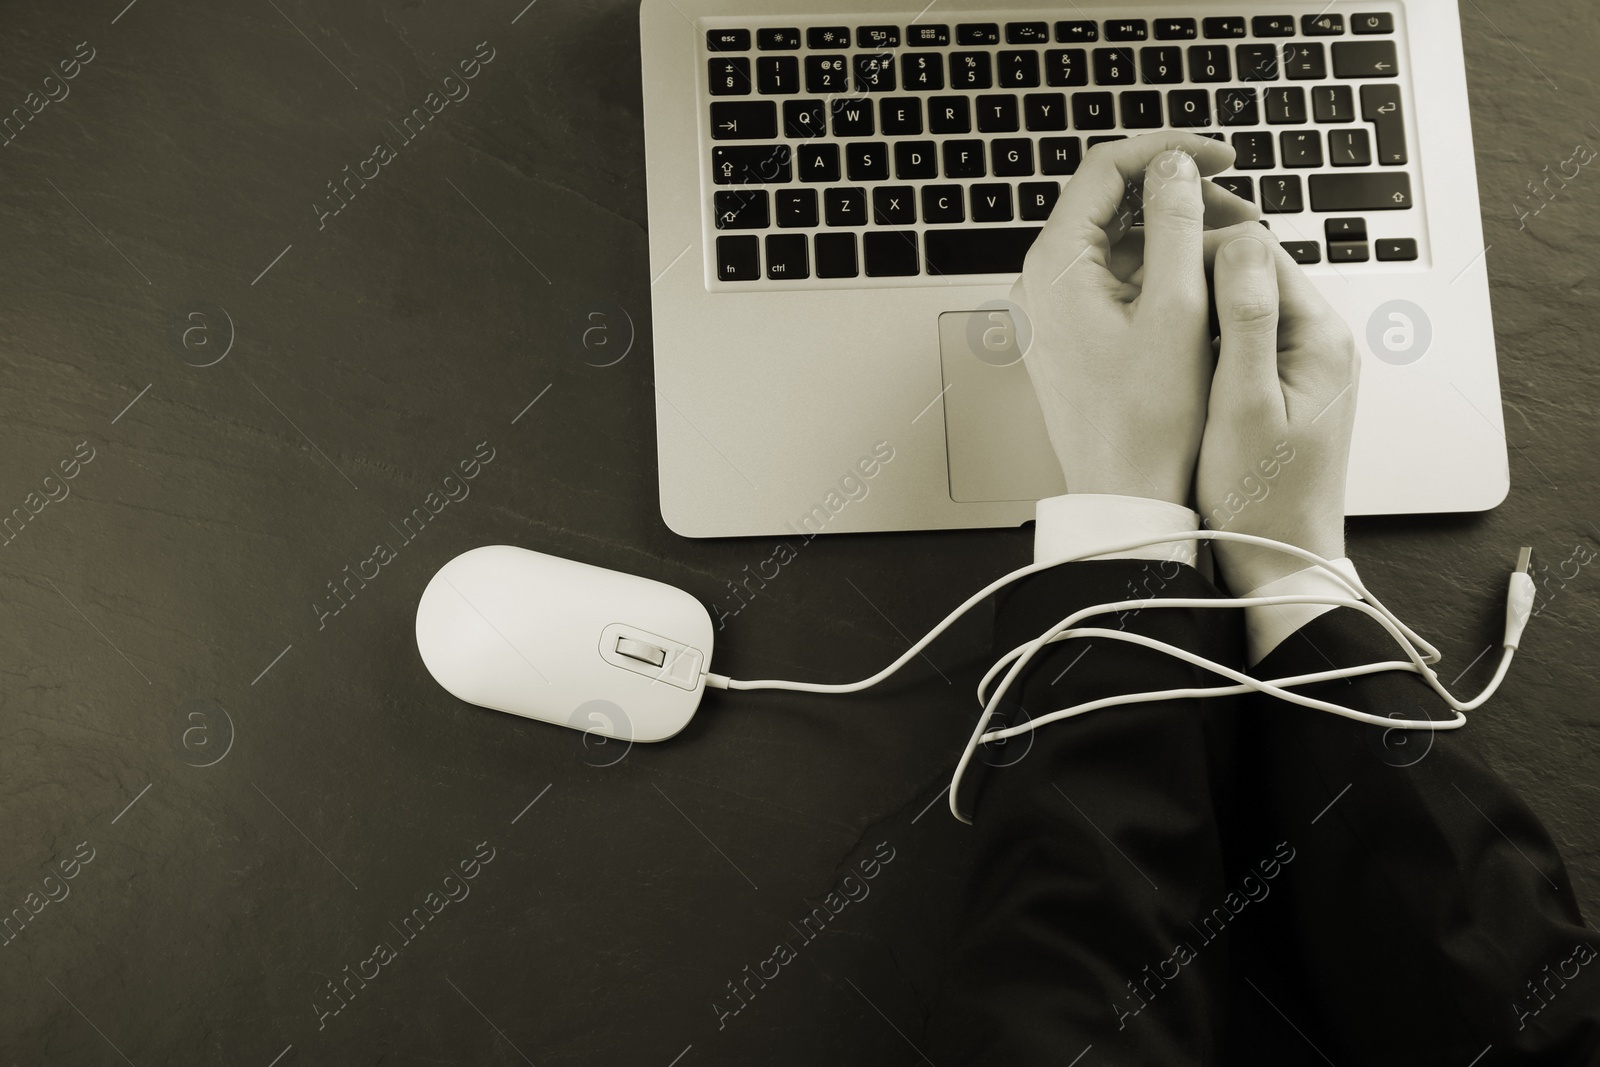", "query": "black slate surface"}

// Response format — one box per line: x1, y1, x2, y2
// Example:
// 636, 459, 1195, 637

0, 1, 1595, 1064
